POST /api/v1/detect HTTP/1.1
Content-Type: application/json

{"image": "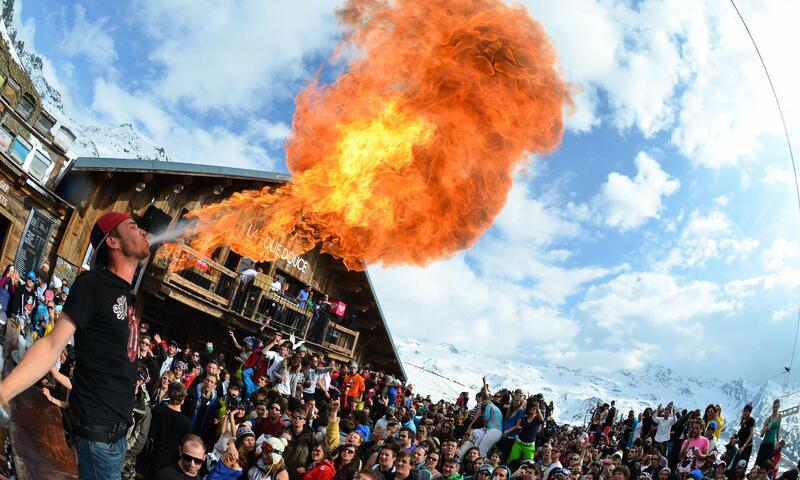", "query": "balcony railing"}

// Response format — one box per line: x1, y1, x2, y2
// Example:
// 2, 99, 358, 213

154, 243, 360, 358
161, 243, 238, 309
